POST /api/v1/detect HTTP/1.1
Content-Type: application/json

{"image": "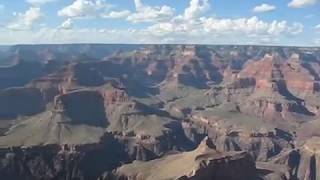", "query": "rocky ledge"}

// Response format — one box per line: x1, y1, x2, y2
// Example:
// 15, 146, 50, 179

100, 137, 259, 180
